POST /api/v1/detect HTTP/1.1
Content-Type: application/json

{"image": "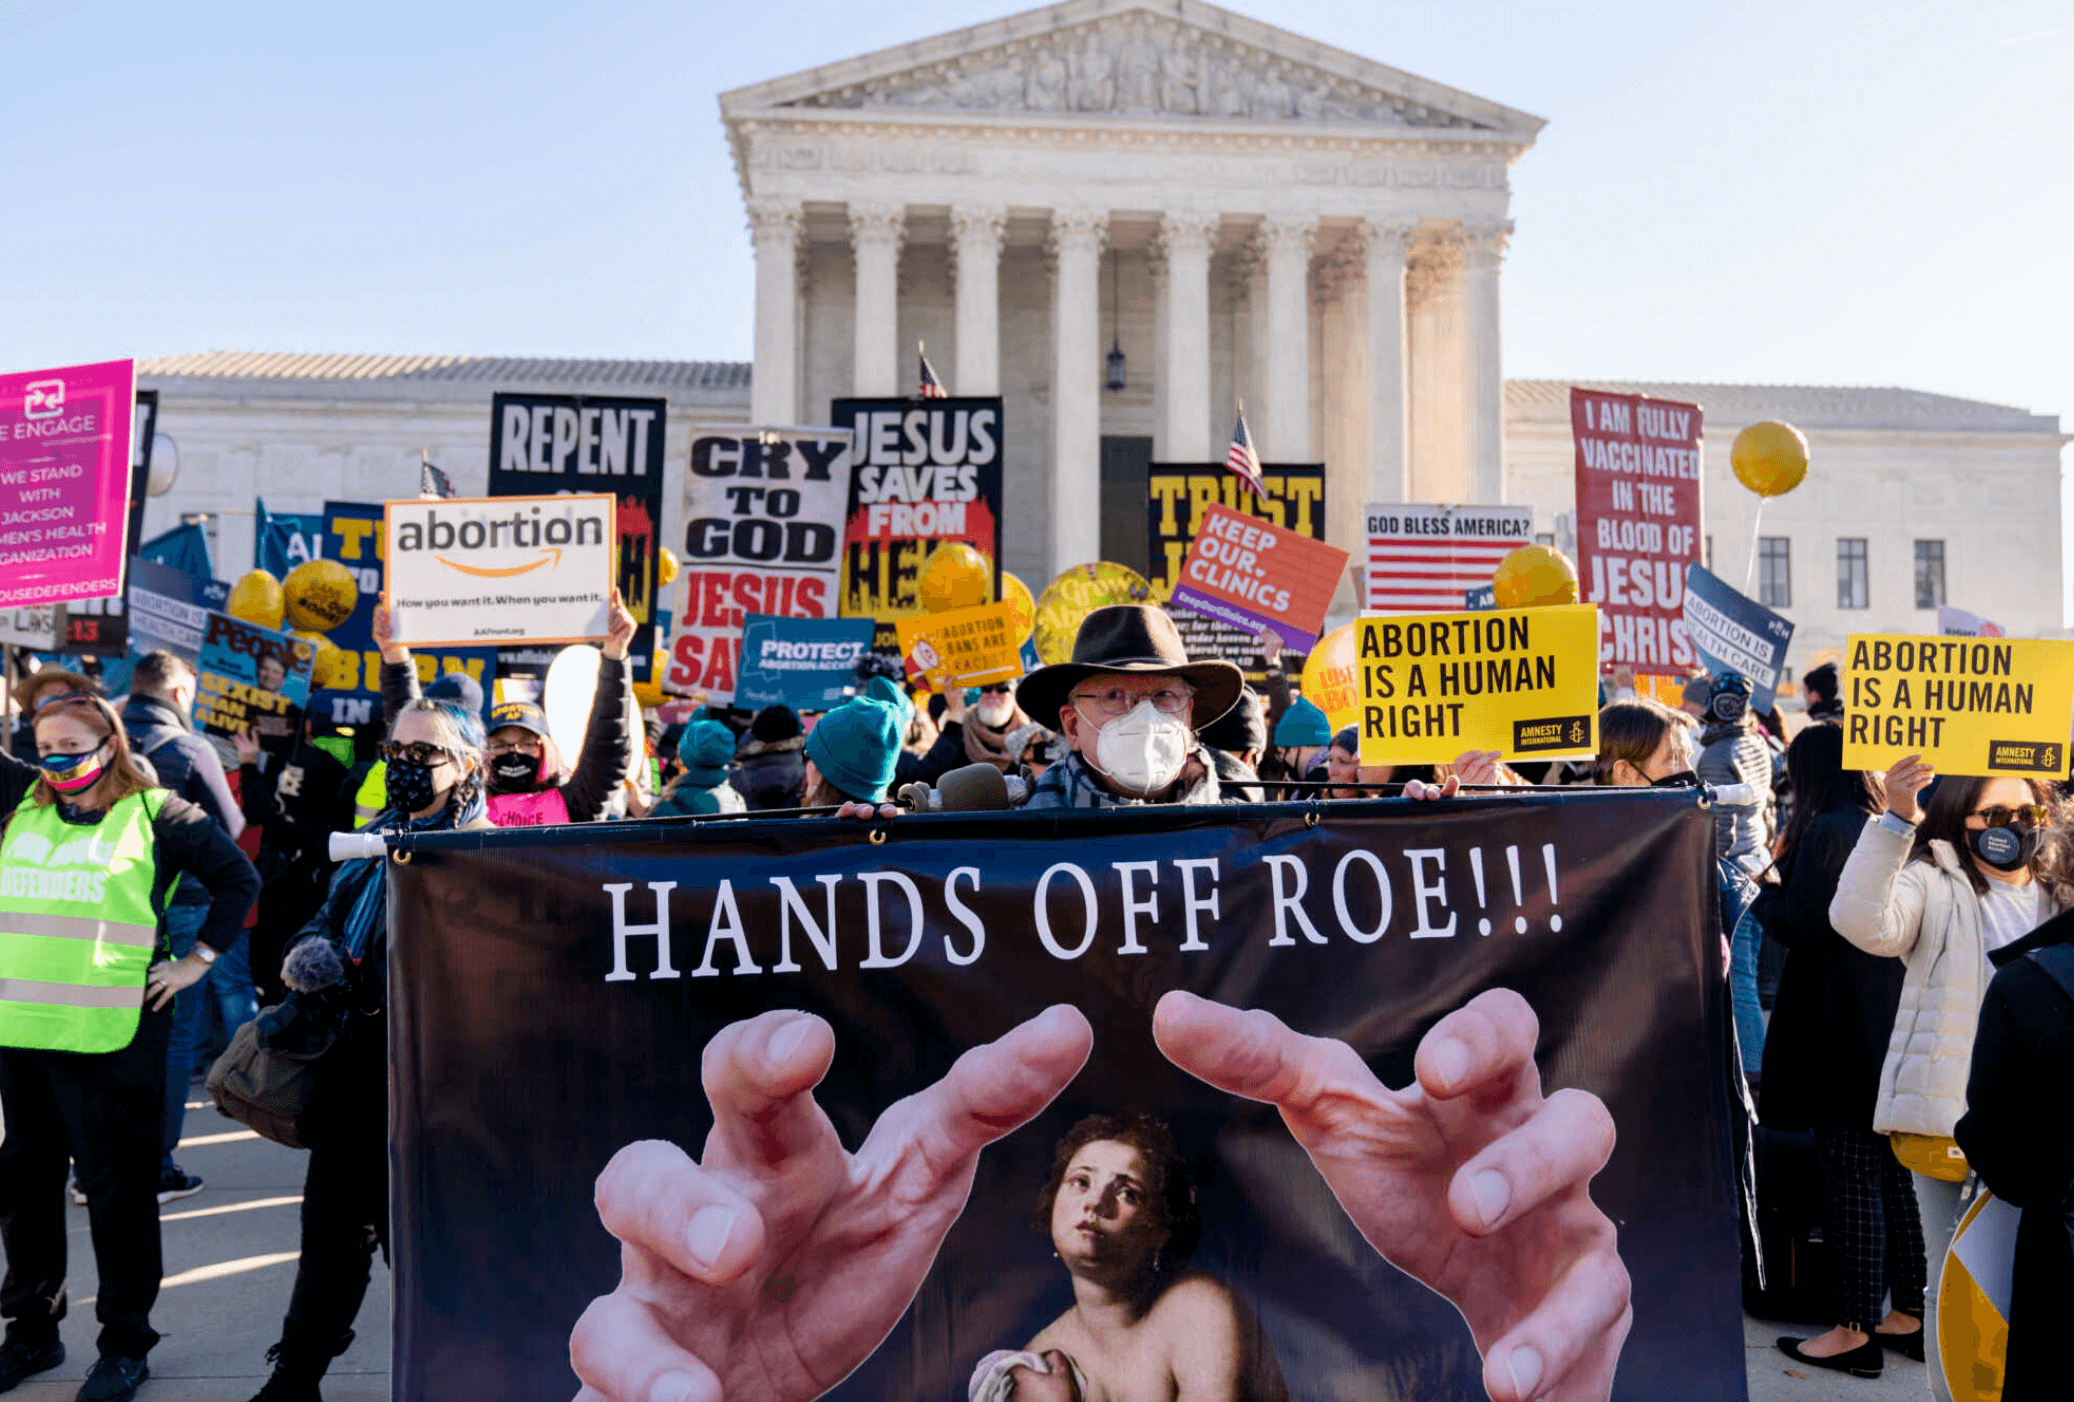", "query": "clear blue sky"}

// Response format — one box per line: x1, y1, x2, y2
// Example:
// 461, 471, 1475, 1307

3, 0, 2066, 428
